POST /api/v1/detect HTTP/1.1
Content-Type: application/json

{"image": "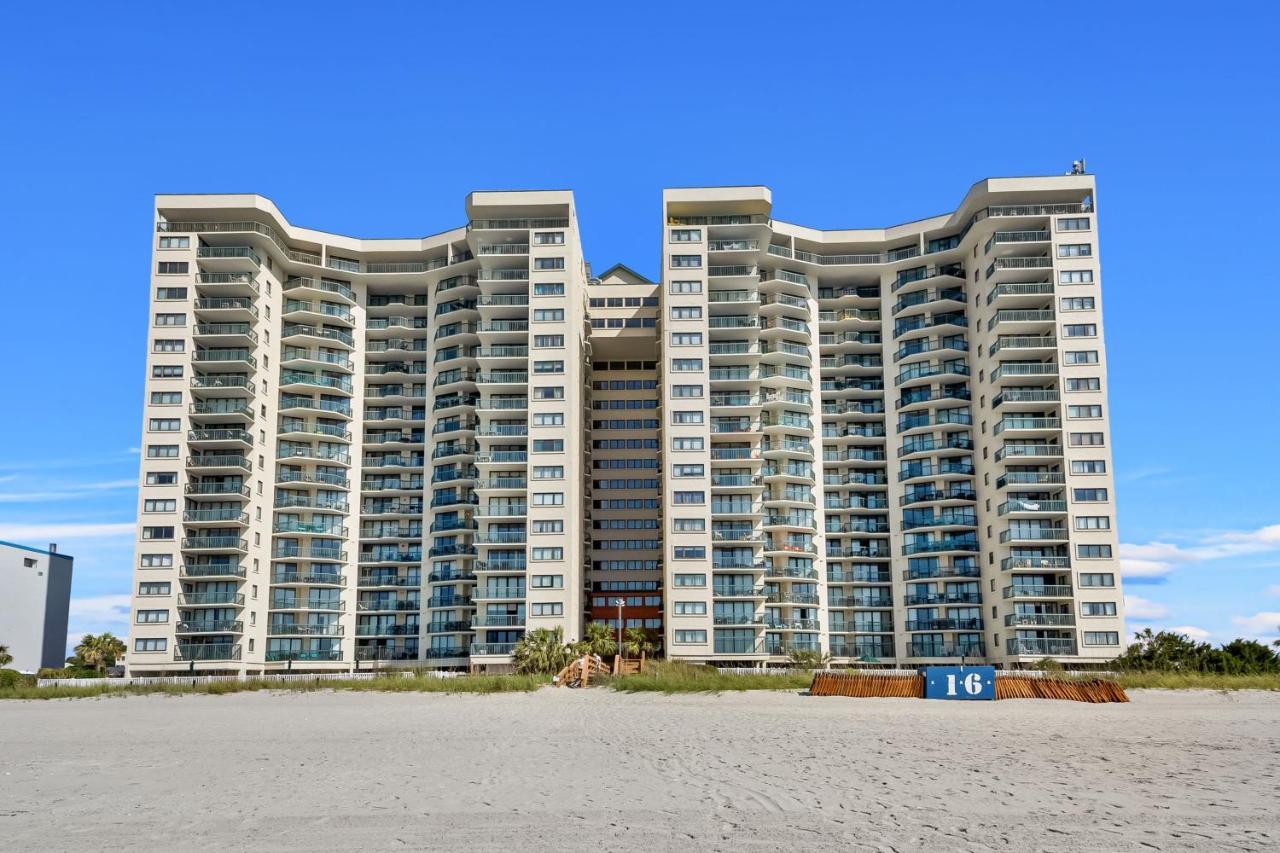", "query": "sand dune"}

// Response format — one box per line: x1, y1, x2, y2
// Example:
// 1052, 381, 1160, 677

1, 688, 1275, 852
